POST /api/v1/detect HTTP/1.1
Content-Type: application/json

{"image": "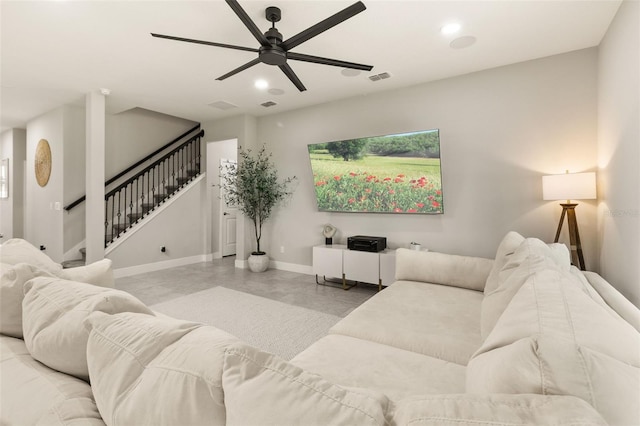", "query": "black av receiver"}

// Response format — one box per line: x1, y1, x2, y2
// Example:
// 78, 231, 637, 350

347, 235, 387, 252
